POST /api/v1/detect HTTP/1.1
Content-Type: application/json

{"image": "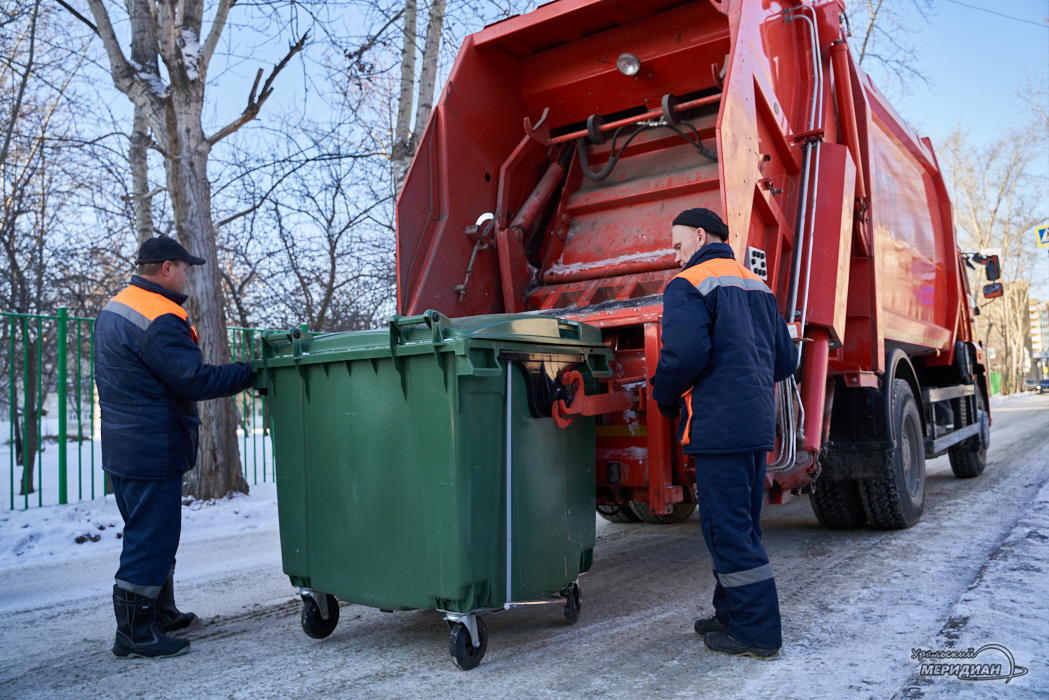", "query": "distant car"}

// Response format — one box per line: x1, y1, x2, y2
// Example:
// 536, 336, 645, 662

1037, 380, 1049, 395
1023, 378, 1037, 392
